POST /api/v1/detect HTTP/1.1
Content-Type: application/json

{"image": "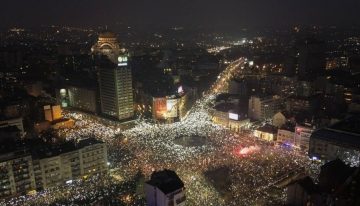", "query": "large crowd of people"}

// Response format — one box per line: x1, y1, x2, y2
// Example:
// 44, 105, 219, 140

1, 58, 320, 206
